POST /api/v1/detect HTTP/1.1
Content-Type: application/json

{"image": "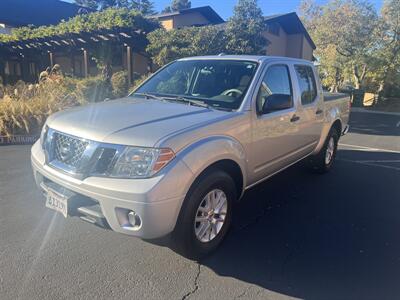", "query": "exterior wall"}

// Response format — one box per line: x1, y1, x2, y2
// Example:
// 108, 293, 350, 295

159, 12, 211, 30
286, 33, 303, 59
173, 12, 210, 28
132, 52, 150, 76
53, 54, 73, 74
262, 24, 314, 61
160, 19, 174, 30
302, 36, 314, 61
262, 26, 288, 56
